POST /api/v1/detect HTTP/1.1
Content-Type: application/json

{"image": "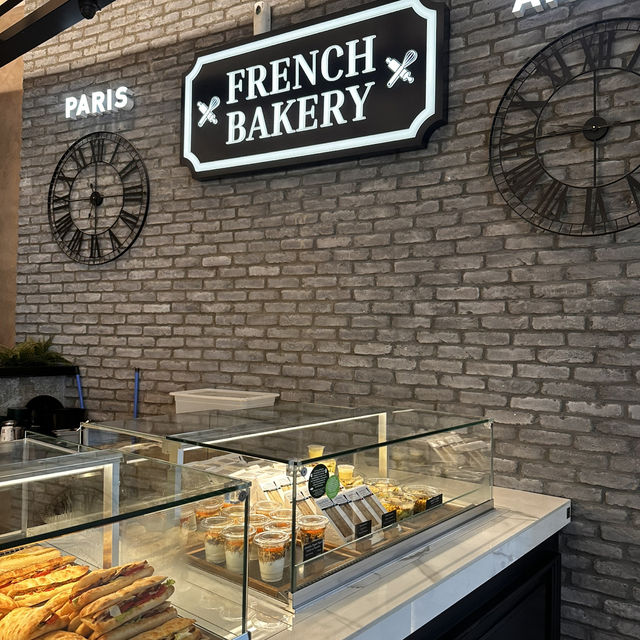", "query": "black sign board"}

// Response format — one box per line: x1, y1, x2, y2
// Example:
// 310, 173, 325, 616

182, 0, 449, 180
308, 464, 330, 498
